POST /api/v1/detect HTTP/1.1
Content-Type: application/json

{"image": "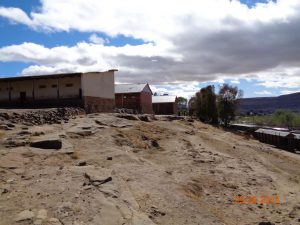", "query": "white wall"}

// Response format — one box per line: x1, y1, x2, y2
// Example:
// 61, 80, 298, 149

34, 78, 58, 100
58, 76, 81, 99
32, 76, 81, 100
81, 71, 115, 99
10, 80, 34, 100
